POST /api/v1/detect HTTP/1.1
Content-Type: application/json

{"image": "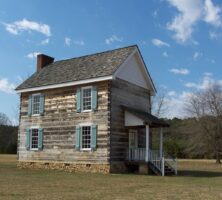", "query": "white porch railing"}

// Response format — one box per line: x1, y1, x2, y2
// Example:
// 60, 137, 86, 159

149, 150, 162, 173
127, 148, 178, 176
128, 148, 146, 161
